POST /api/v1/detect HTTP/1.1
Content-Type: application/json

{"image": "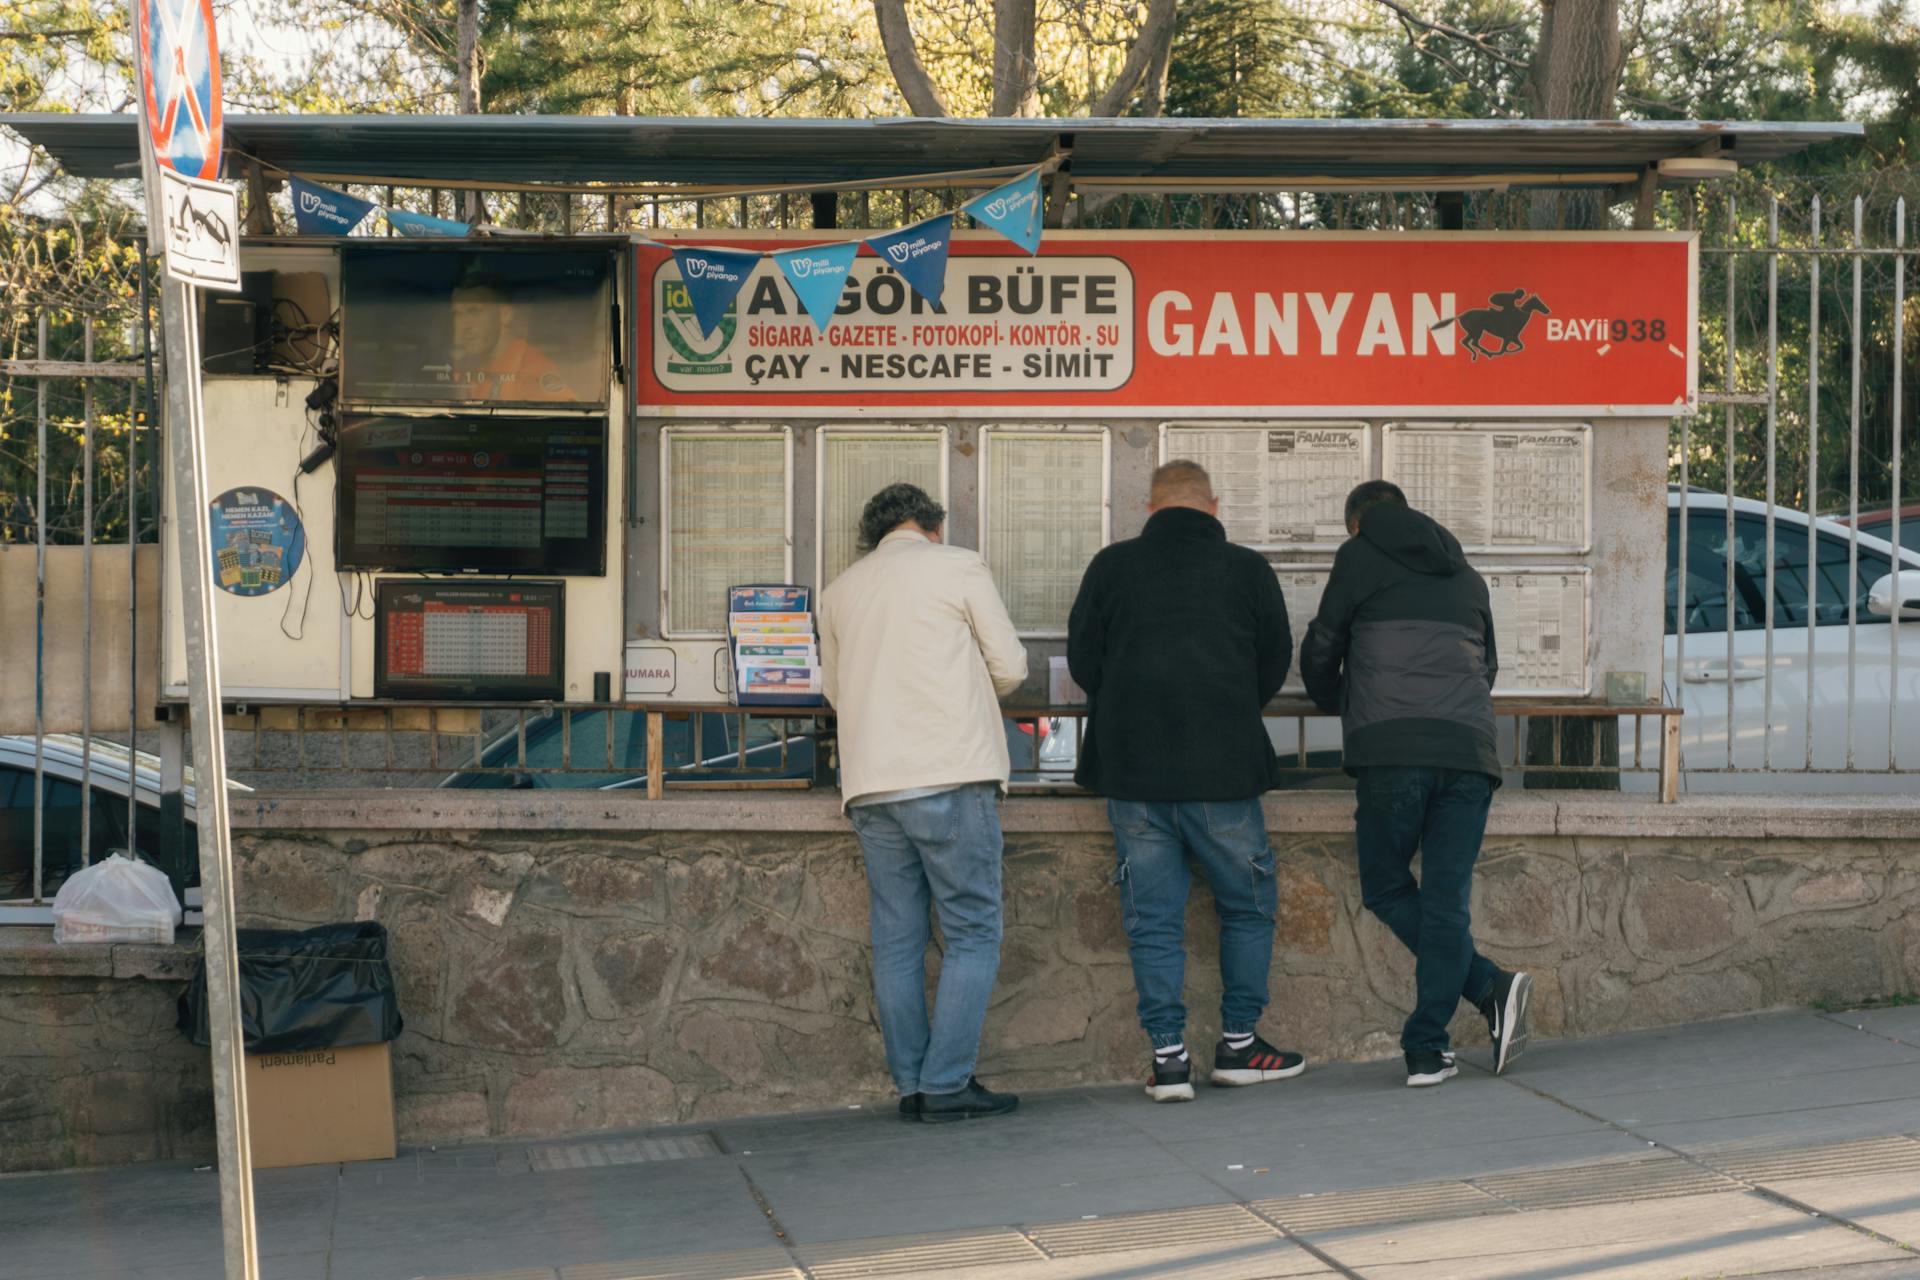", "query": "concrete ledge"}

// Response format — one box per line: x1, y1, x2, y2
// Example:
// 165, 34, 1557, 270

228, 787, 1920, 840
0, 927, 195, 980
